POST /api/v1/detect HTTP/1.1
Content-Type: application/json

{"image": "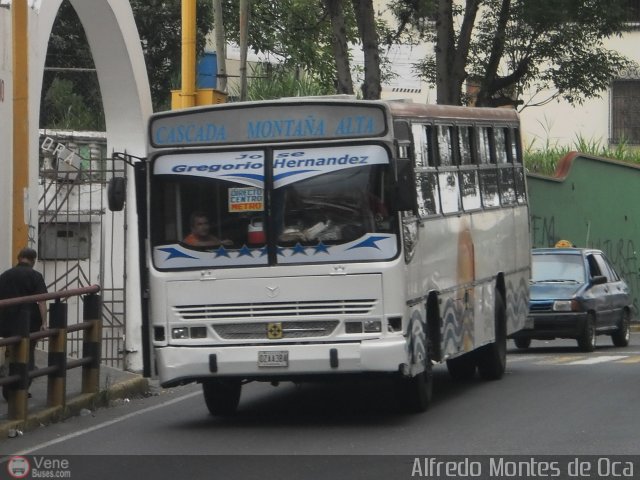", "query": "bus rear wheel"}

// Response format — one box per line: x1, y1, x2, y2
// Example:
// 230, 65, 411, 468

202, 378, 242, 416
477, 292, 507, 380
